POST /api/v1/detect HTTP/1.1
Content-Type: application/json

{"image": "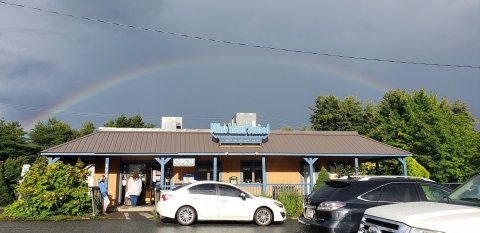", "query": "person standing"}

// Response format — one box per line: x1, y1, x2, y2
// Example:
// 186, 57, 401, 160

98, 175, 110, 215
126, 172, 142, 206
